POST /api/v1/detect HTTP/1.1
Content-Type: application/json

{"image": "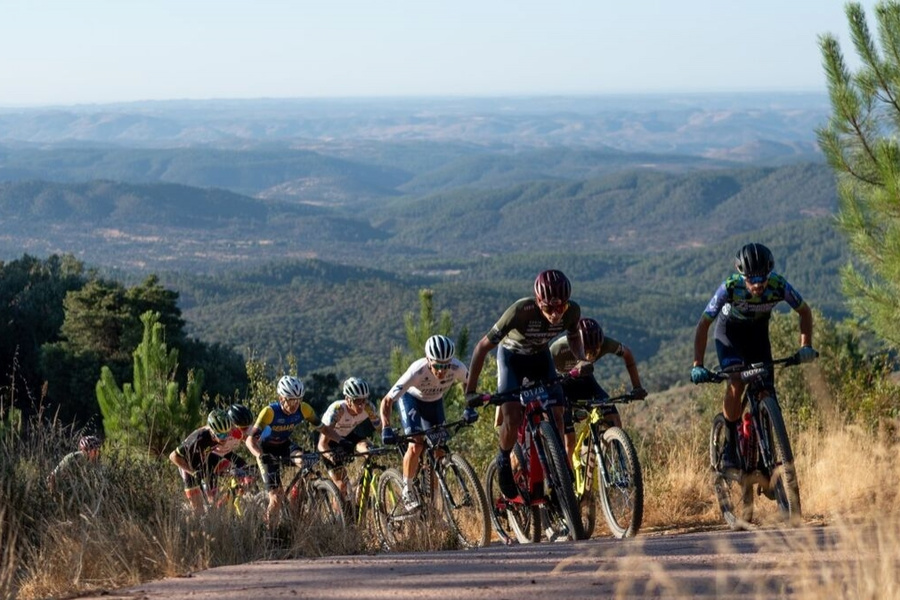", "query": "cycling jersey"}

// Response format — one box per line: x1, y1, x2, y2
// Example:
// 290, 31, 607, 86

174, 427, 219, 470
702, 273, 805, 323
254, 401, 322, 445
321, 399, 381, 437
387, 357, 468, 403
488, 297, 581, 354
